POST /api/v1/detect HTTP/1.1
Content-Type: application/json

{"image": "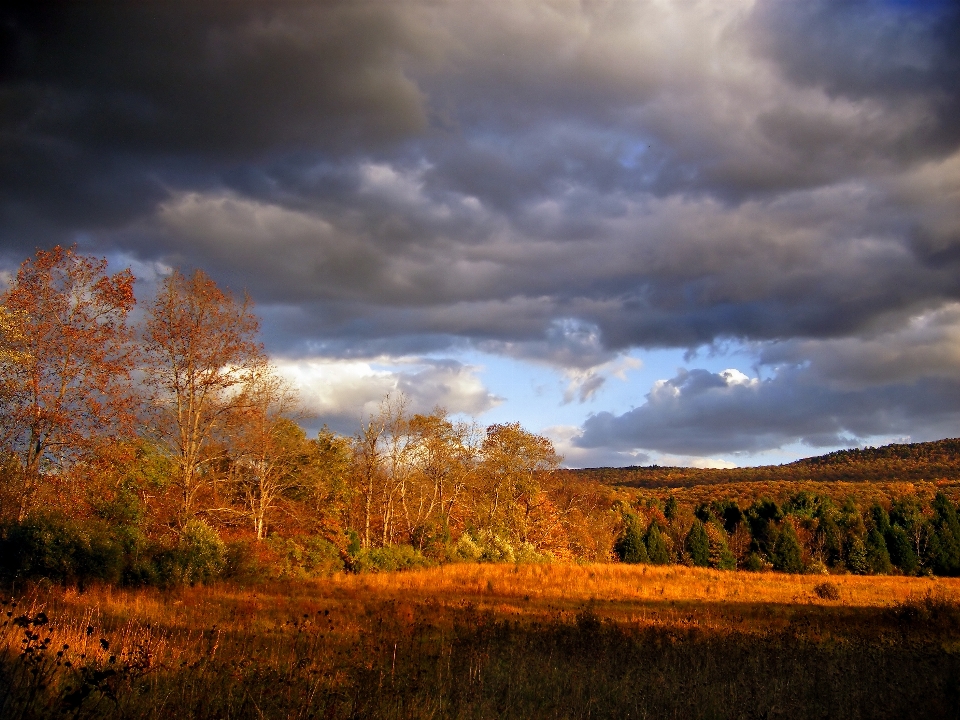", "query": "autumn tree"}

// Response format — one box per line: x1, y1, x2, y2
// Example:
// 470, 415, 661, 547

351, 396, 395, 549
307, 426, 354, 537
0, 247, 137, 520
472, 422, 562, 547
402, 409, 477, 550
229, 366, 308, 539
142, 268, 263, 524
